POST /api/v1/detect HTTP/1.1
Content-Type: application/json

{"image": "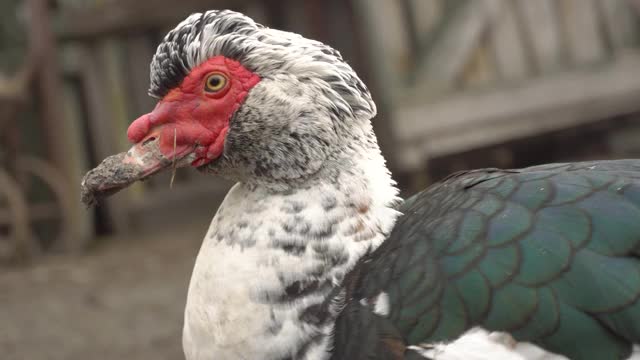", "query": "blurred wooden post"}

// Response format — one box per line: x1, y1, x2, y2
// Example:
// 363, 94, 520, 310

27, 0, 66, 173
26, 0, 89, 249
516, 0, 564, 73
76, 45, 131, 233
351, 0, 410, 172
491, 0, 530, 81
0, 67, 31, 177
